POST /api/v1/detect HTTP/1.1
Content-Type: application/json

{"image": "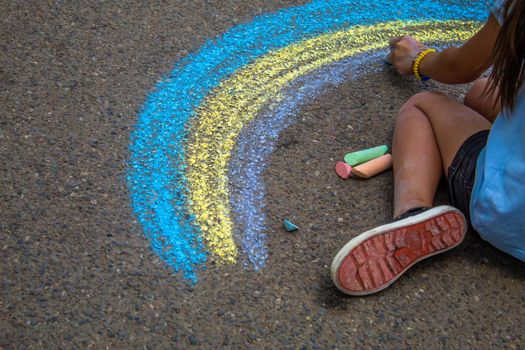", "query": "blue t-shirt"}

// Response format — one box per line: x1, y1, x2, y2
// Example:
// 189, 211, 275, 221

470, 0, 525, 261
